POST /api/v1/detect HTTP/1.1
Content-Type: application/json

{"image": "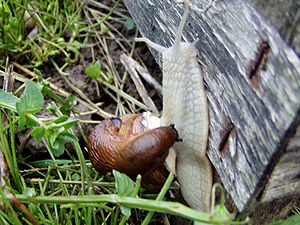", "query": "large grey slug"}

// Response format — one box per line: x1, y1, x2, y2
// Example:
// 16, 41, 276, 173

135, 0, 213, 212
